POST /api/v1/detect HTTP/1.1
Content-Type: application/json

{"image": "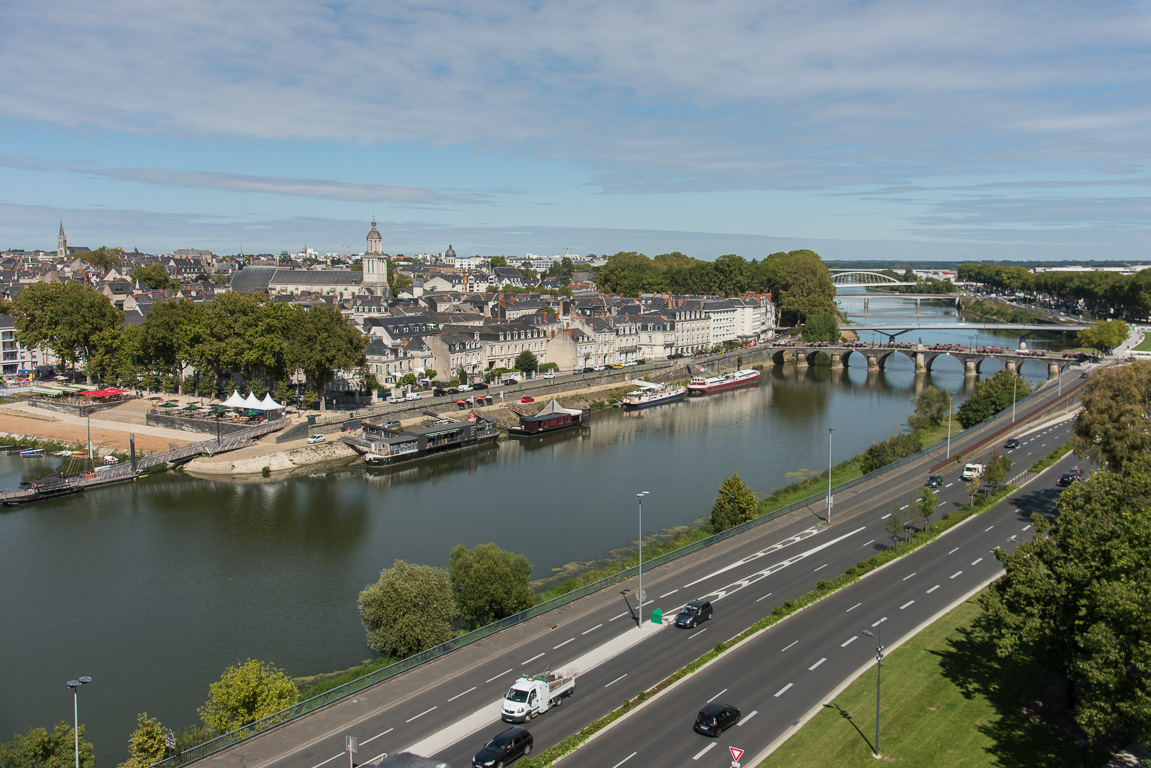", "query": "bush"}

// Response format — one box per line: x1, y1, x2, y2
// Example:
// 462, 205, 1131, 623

859, 432, 922, 474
